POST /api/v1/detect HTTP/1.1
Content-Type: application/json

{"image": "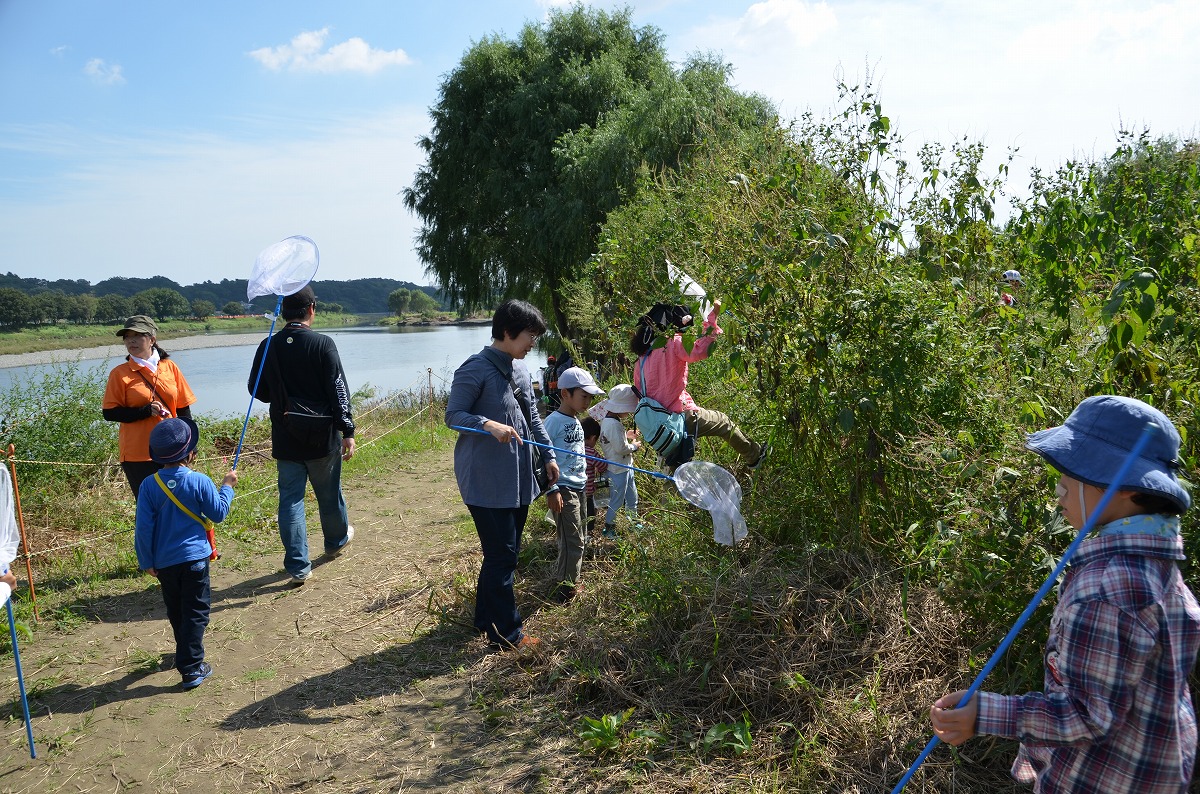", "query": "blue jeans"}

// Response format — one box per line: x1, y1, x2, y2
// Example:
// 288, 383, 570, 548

157, 557, 210, 677
467, 504, 528, 646
277, 451, 351, 577
605, 468, 638, 526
